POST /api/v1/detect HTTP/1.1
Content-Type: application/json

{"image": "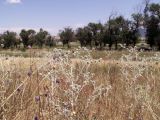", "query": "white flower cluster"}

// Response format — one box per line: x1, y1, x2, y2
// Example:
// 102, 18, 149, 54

40, 48, 112, 119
